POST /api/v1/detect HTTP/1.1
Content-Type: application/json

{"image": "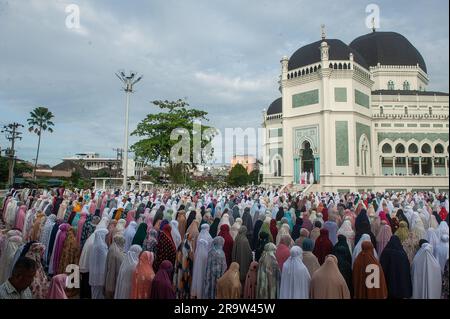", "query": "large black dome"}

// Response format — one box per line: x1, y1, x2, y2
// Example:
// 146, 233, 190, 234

288, 39, 368, 71
349, 31, 427, 73
266, 97, 282, 115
